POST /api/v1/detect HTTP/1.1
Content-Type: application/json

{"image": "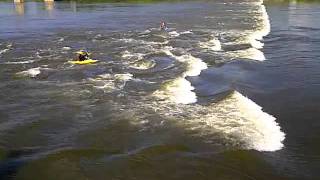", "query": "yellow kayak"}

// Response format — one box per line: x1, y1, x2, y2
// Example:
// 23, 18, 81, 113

68, 59, 99, 65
